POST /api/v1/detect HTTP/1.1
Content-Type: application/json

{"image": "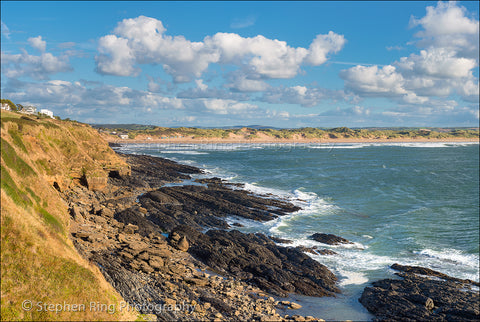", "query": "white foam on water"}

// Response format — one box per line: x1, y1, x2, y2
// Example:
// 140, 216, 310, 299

243, 182, 295, 200
410, 249, 480, 281
160, 150, 209, 155
308, 143, 371, 149
369, 142, 479, 148
305, 142, 479, 149
337, 269, 369, 286
415, 248, 479, 268
314, 249, 397, 275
